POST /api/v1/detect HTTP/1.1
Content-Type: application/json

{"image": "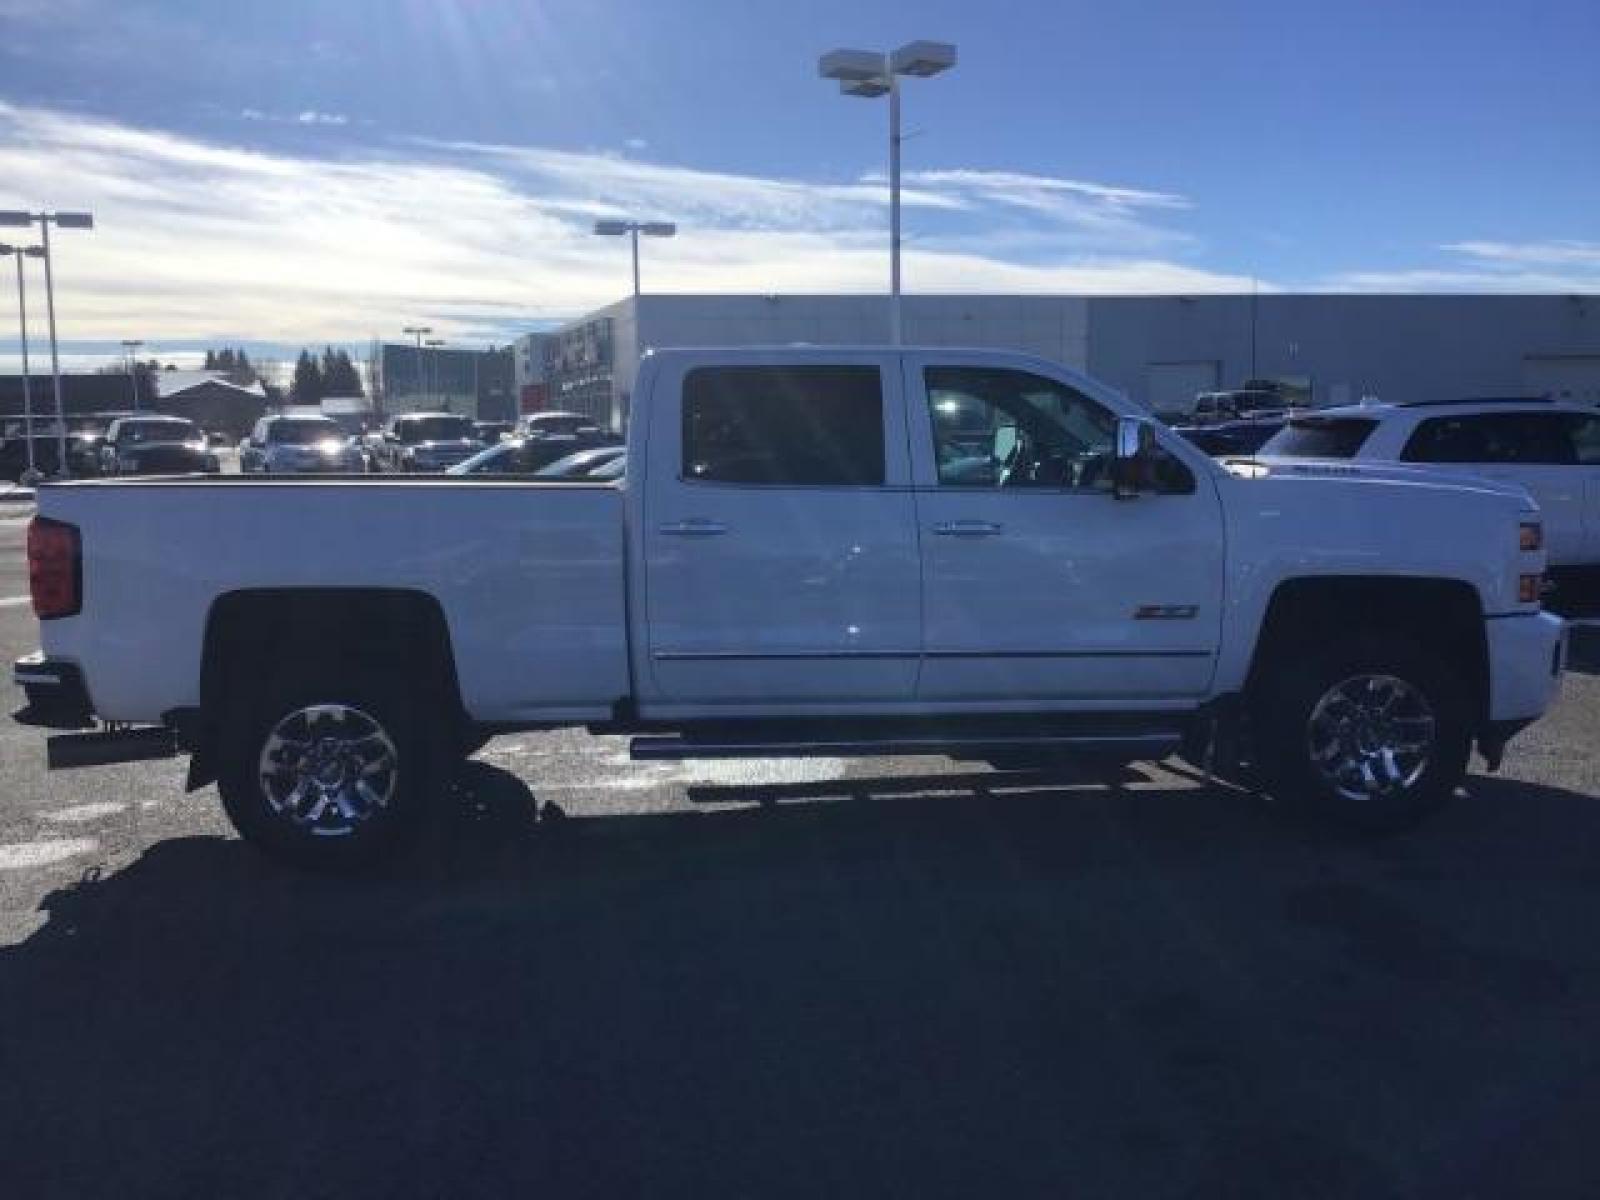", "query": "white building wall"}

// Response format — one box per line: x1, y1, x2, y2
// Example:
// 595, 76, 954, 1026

552, 292, 1600, 427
